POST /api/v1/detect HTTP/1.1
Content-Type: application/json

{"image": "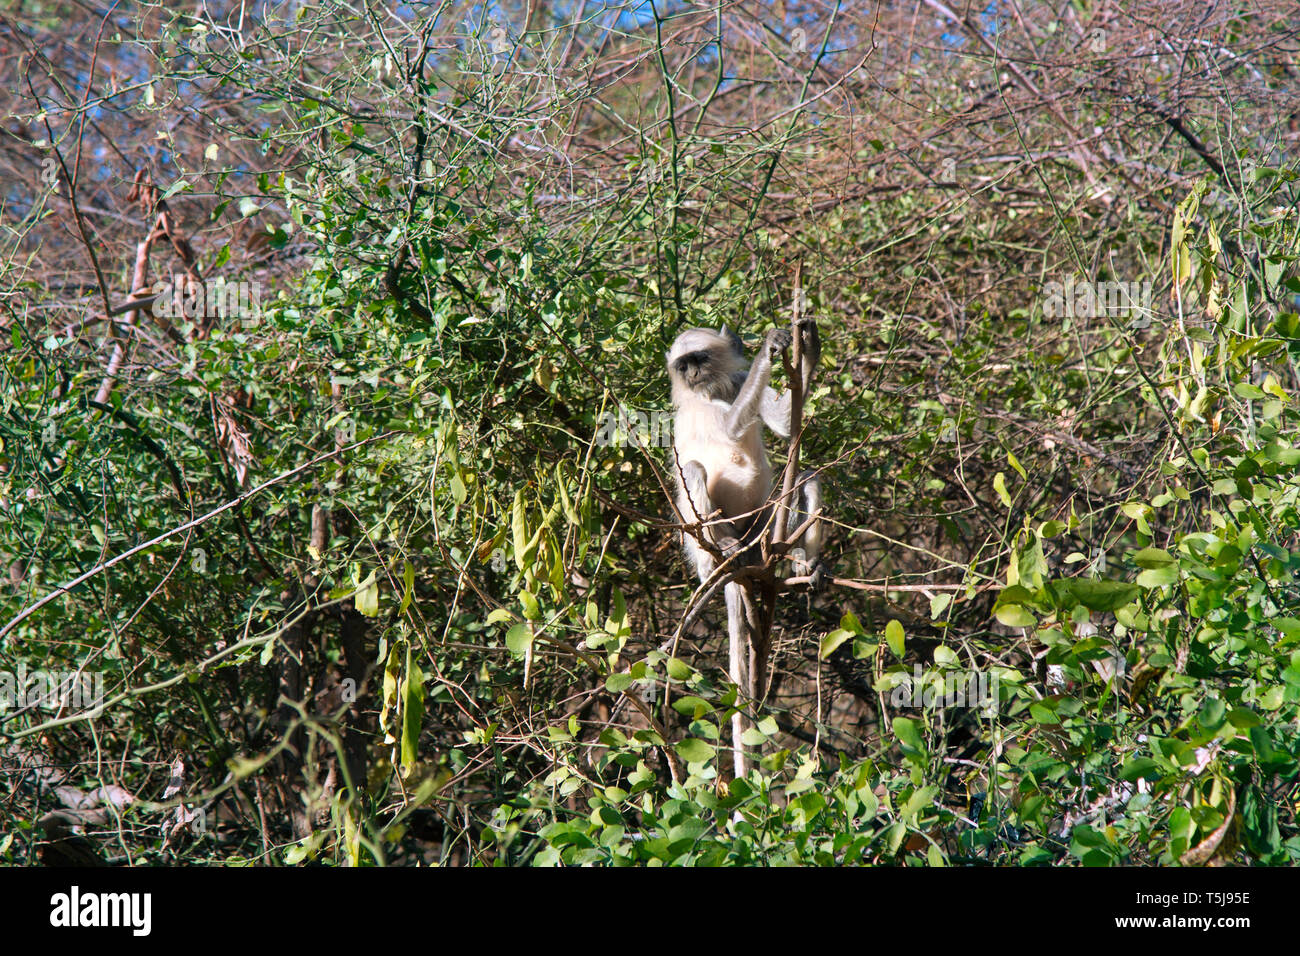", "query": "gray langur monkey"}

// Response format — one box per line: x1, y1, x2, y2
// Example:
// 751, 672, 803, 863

667, 318, 825, 778
666, 318, 826, 591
